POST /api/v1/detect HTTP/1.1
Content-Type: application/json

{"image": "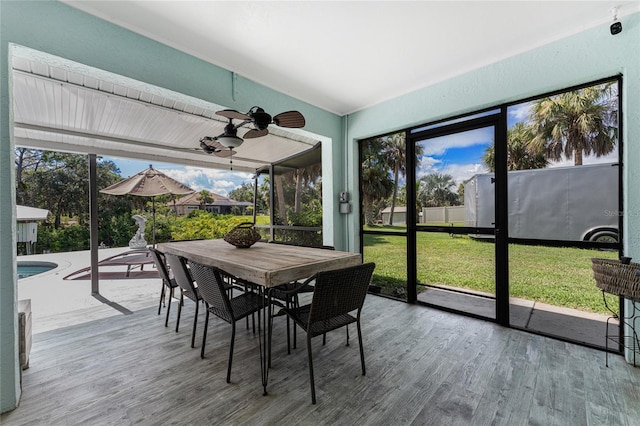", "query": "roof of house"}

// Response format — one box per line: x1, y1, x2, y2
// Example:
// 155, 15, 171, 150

17, 205, 50, 221
171, 192, 251, 207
